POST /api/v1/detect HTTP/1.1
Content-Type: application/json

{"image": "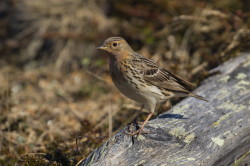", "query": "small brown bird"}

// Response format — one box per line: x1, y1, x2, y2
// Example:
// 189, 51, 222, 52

97, 37, 208, 135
